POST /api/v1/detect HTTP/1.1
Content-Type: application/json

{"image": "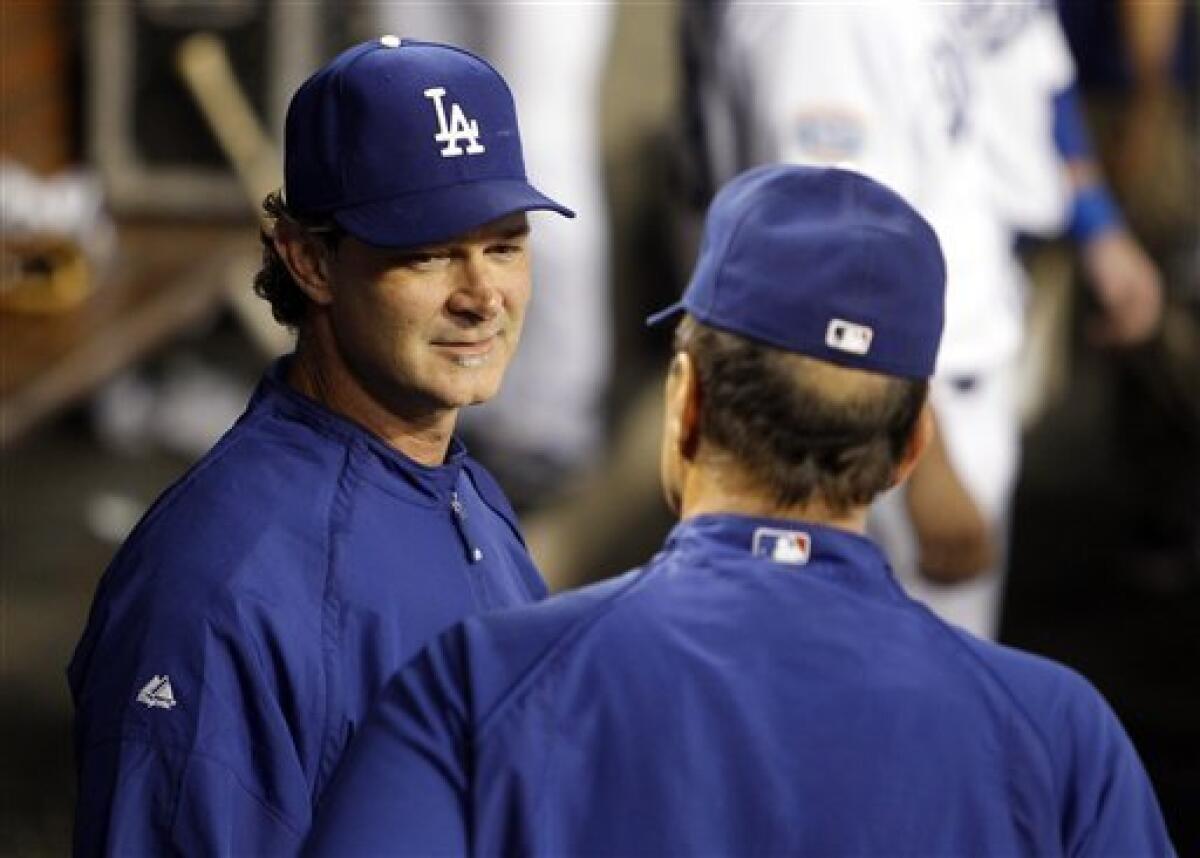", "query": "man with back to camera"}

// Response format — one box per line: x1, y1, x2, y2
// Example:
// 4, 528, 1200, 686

306, 165, 1172, 856
68, 37, 572, 854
